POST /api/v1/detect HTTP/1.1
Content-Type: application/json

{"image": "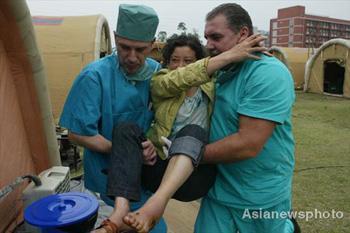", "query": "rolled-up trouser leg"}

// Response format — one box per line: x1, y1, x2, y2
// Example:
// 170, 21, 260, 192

107, 122, 144, 201
168, 124, 208, 167
142, 124, 217, 202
